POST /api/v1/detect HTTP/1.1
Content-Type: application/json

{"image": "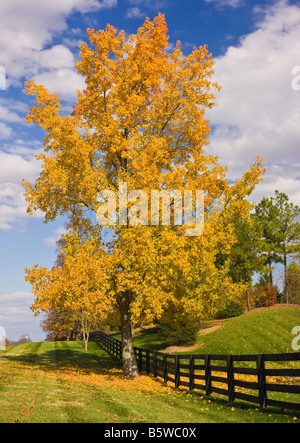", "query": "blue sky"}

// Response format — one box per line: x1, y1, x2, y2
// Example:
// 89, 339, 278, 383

0, 0, 300, 341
